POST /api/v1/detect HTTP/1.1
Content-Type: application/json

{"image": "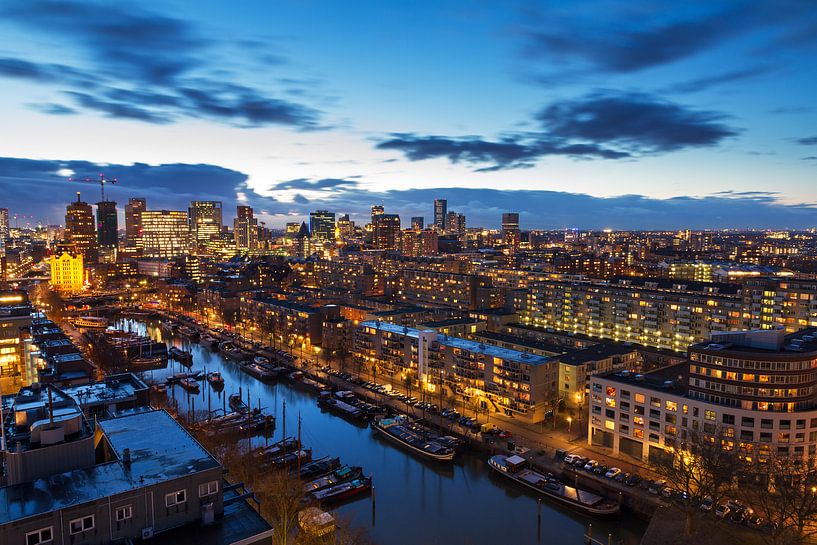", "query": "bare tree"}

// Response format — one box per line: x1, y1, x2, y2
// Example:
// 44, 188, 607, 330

649, 427, 741, 537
